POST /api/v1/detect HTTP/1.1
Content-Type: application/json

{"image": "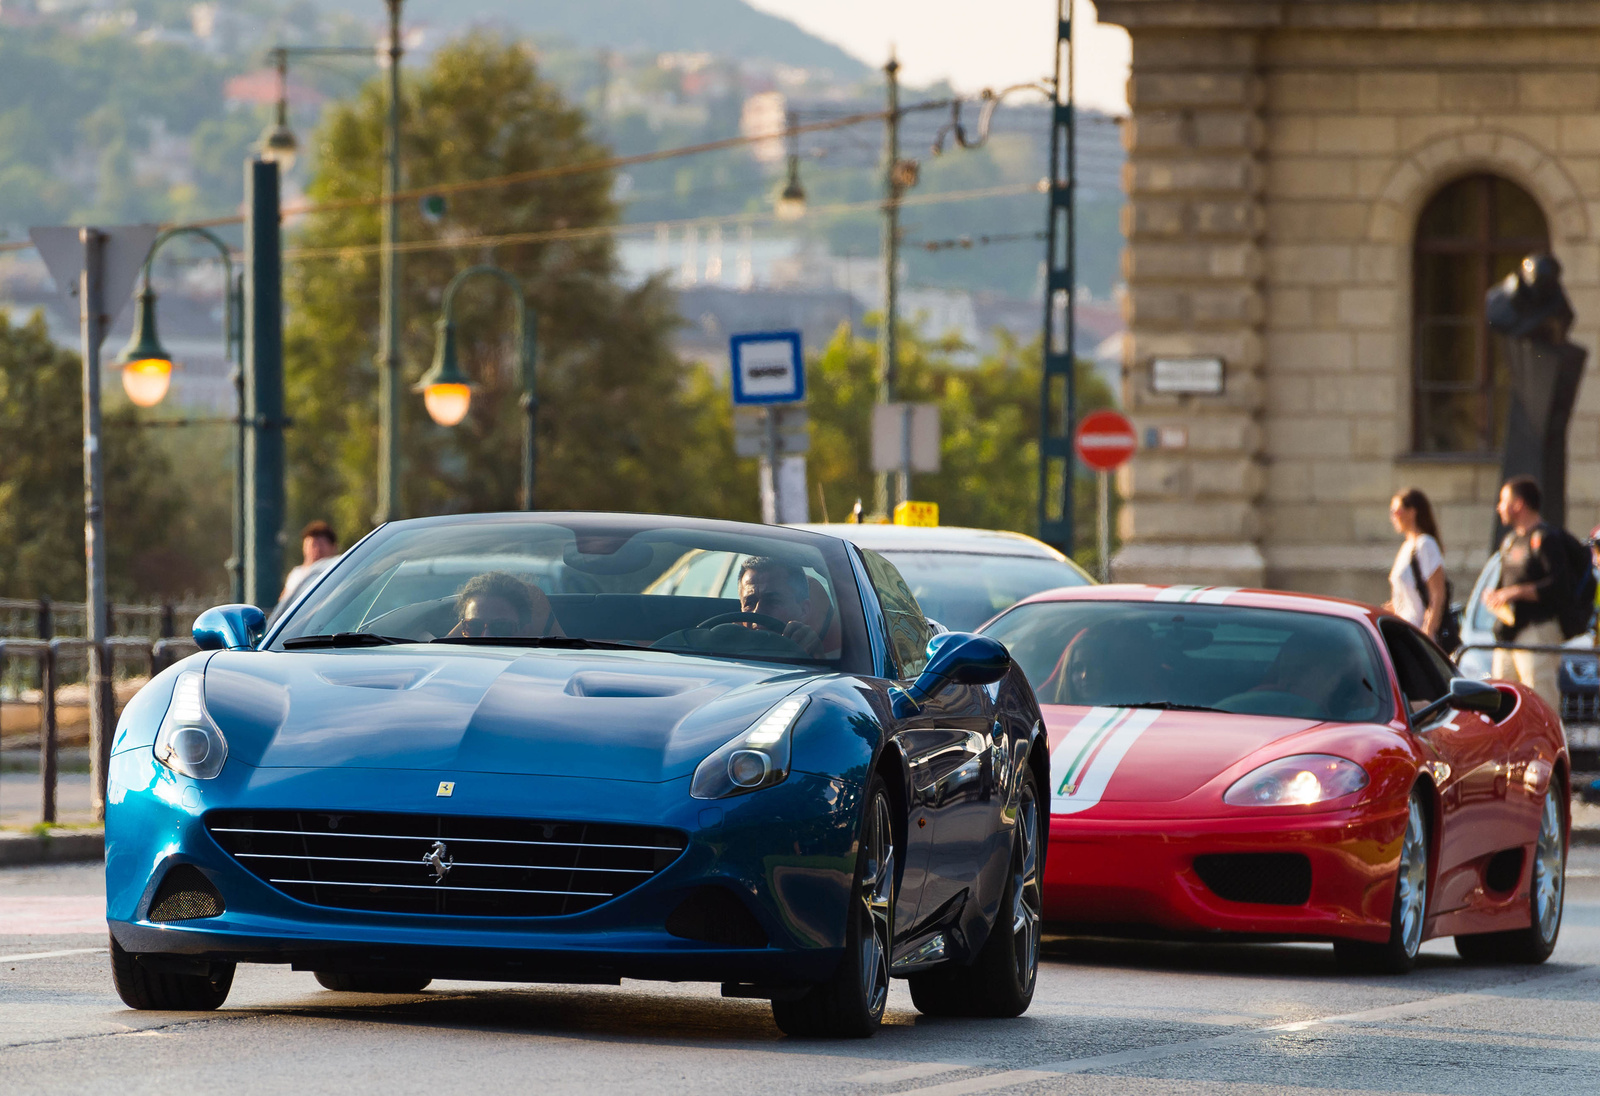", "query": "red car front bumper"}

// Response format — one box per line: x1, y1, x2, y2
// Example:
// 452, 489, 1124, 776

1045, 804, 1409, 943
